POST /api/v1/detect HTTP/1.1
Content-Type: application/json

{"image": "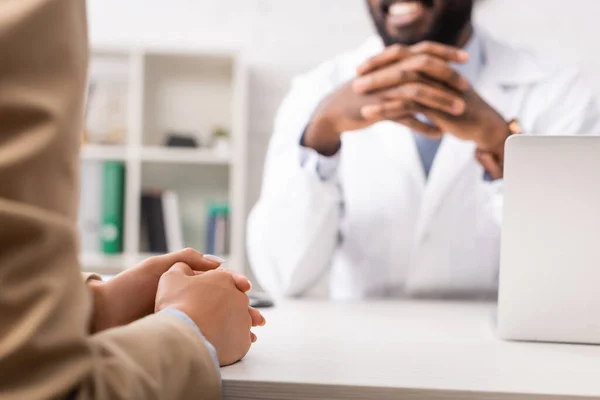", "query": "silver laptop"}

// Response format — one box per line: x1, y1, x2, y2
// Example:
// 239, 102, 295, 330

498, 135, 600, 344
